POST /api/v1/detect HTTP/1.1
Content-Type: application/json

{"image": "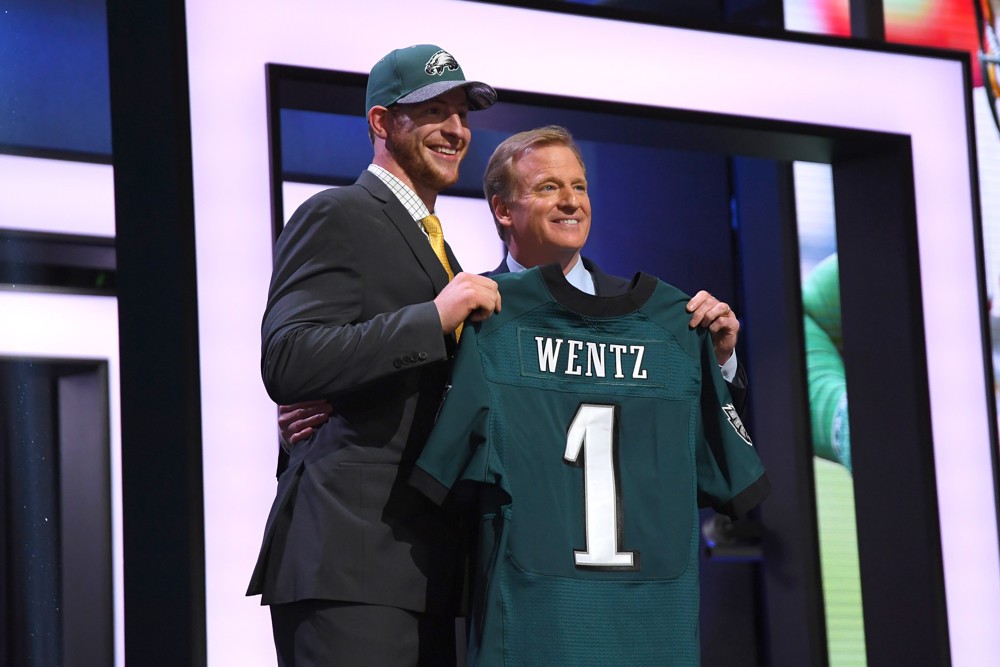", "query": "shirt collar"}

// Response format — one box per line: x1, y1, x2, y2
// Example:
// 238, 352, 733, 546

367, 164, 431, 222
